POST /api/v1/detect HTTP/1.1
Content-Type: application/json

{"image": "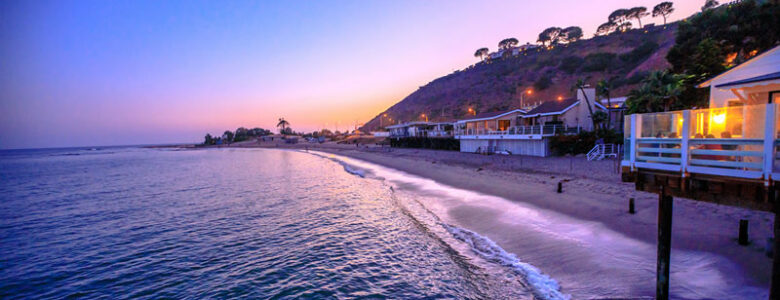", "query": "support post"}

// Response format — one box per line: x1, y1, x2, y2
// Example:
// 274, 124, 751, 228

557, 182, 563, 193
771, 187, 780, 300
763, 103, 776, 182
629, 198, 636, 214
680, 110, 691, 175
630, 114, 638, 171
657, 186, 673, 300
738, 219, 749, 245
